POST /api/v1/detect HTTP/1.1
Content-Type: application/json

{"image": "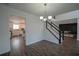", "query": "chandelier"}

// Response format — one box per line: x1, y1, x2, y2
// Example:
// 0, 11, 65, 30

40, 3, 55, 21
